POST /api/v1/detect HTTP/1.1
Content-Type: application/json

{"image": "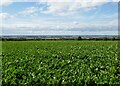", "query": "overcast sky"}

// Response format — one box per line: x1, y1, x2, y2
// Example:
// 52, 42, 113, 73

0, 0, 119, 35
